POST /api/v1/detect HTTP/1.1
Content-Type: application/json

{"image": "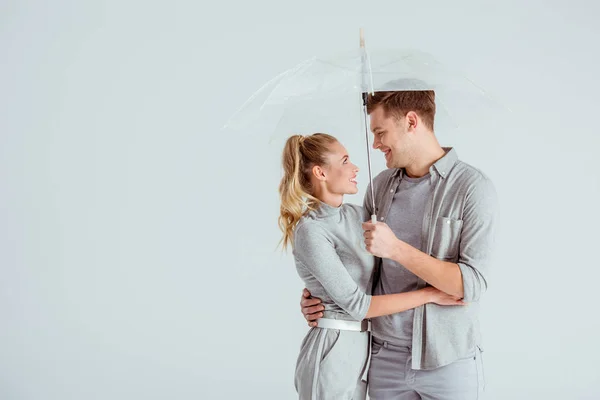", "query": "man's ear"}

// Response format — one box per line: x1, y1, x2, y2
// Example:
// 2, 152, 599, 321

406, 111, 419, 132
